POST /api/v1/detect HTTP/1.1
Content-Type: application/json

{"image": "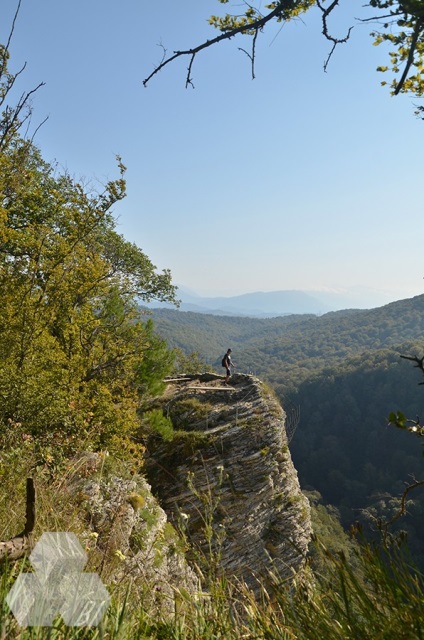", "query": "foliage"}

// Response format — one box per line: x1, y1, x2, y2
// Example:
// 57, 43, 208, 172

0, 48, 177, 458
171, 348, 213, 375
290, 346, 424, 565
151, 296, 424, 393
1, 485, 423, 639
370, 0, 424, 96
279, 538, 424, 640
0, 139, 176, 453
208, 0, 315, 34
142, 408, 174, 442
0, 446, 423, 639
388, 409, 424, 444
305, 490, 361, 577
